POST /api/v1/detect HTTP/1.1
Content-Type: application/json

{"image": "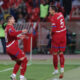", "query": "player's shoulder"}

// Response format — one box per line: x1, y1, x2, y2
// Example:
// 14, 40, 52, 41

56, 12, 64, 19
6, 25, 13, 30
56, 12, 63, 16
